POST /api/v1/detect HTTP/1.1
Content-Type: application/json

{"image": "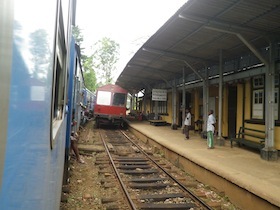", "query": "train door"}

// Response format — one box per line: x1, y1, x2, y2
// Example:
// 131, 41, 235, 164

228, 86, 237, 138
